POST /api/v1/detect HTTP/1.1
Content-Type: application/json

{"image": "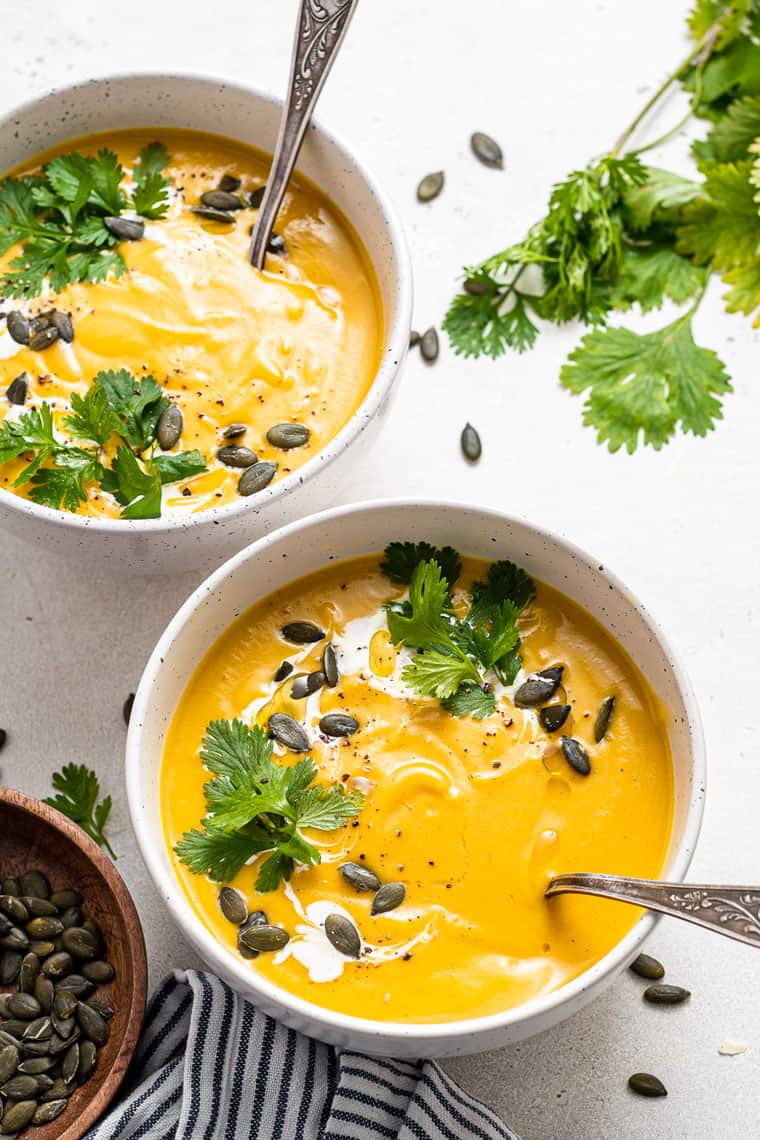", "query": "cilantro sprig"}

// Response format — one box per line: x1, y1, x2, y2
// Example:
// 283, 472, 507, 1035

0, 142, 171, 299
175, 720, 364, 891
443, 0, 760, 453
44, 763, 116, 859
382, 544, 535, 719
